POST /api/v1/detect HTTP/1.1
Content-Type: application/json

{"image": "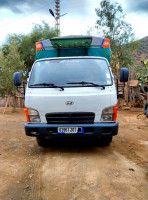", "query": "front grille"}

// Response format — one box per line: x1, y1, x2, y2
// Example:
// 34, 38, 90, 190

46, 112, 95, 124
